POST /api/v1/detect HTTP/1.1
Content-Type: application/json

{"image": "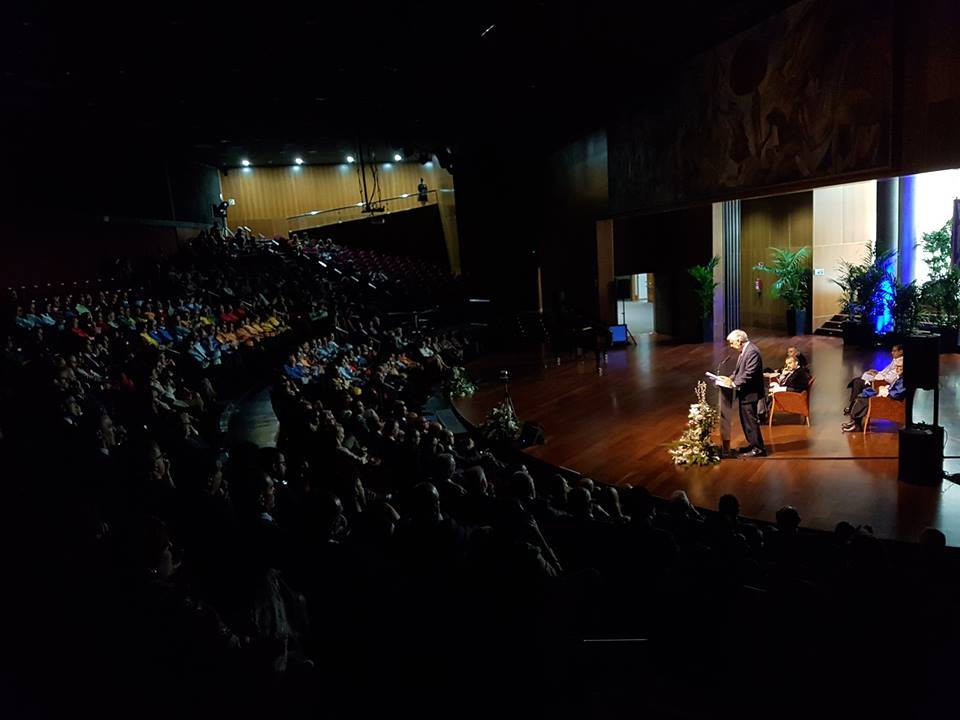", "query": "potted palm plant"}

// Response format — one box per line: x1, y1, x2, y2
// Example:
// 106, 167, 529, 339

918, 220, 960, 352
753, 247, 811, 336
687, 256, 719, 343
833, 246, 896, 347
892, 280, 922, 338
